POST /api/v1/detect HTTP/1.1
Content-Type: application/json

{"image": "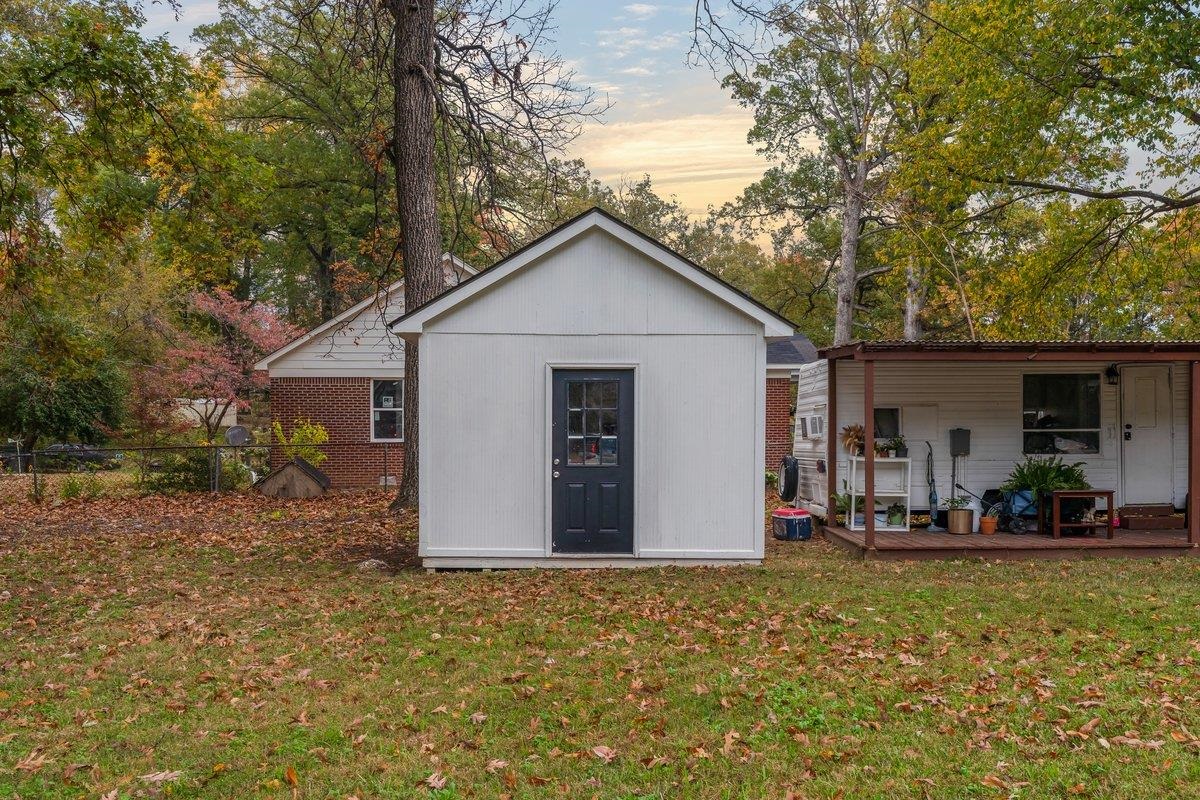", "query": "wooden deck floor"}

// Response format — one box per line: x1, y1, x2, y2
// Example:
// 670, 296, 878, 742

821, 525, 1197, 561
